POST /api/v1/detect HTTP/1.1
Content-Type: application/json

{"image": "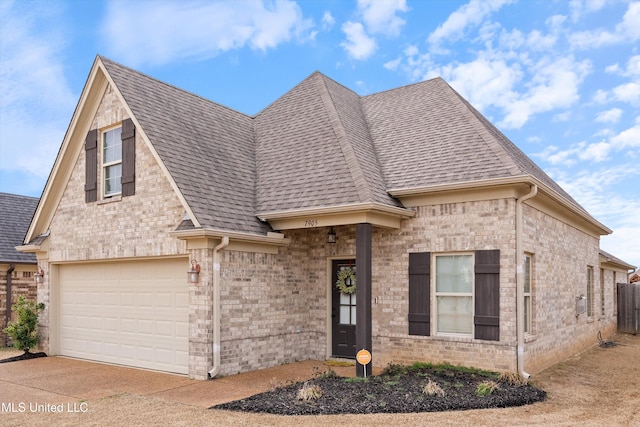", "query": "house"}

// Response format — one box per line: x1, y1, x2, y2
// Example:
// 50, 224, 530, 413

18, 56, 635, 380
1, 192, 39, 346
